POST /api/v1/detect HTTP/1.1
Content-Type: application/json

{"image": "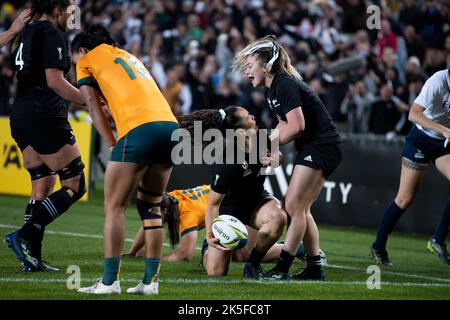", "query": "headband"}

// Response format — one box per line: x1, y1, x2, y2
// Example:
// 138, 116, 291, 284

243, 42, 279, 71
219, 109, 226, 120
